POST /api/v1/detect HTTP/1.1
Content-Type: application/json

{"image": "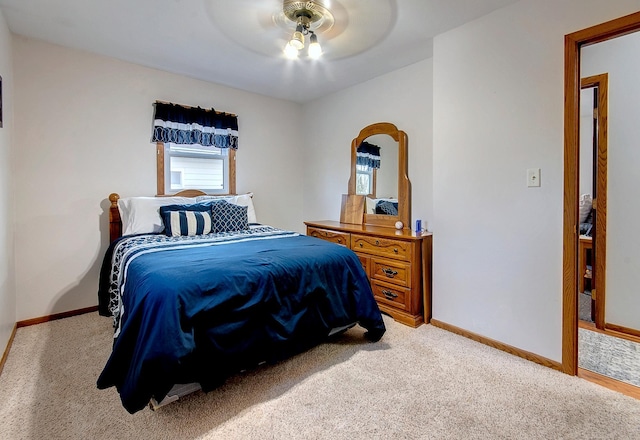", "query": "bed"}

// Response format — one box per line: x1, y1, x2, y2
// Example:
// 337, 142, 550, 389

365, 197, 399, 216
97, 192, 386, 414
